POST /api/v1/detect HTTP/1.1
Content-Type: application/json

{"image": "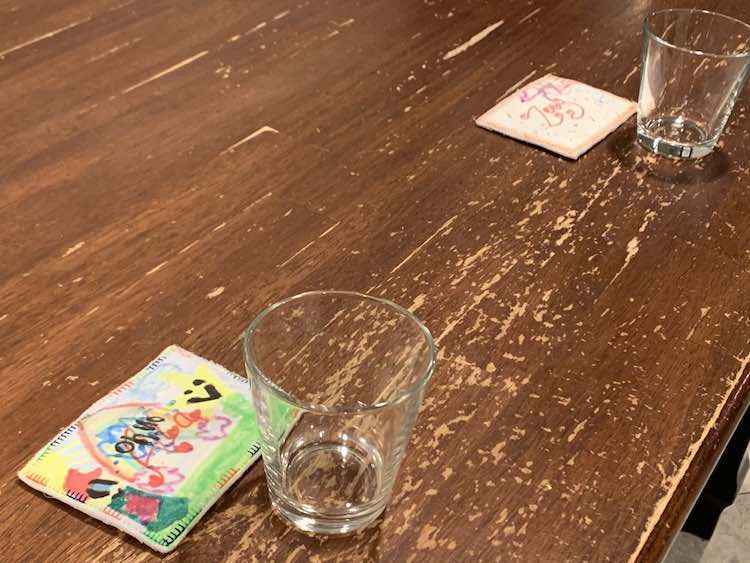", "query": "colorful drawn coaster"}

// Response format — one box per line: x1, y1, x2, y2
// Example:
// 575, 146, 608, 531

475, 74, 637, 159
18, 345, 263, 553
